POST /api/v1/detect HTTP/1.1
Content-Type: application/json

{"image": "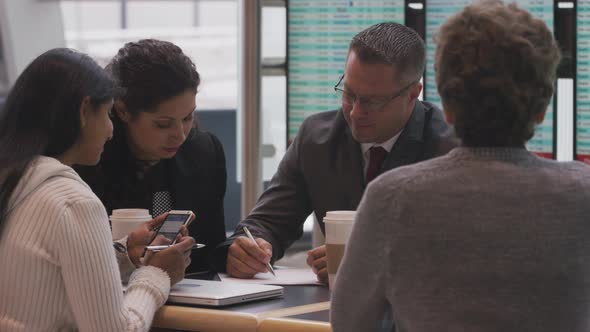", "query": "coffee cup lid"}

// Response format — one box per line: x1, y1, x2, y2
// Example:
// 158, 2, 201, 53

111, 209, 150, 218
109, 216, 152, 221
324, 210, 356, 221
